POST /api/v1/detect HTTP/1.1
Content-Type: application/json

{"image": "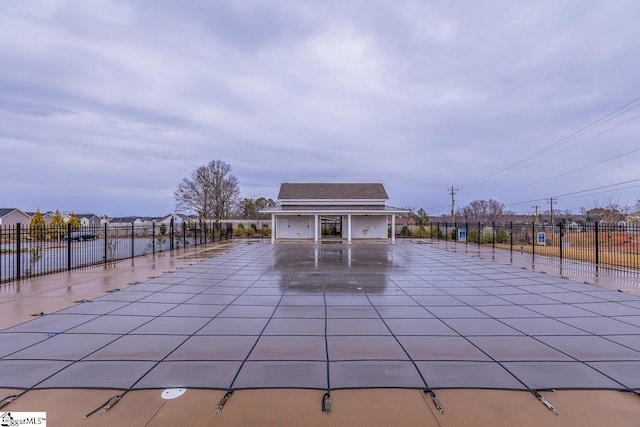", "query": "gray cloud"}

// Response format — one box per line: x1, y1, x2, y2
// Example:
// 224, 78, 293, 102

1, 0, 639, 216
